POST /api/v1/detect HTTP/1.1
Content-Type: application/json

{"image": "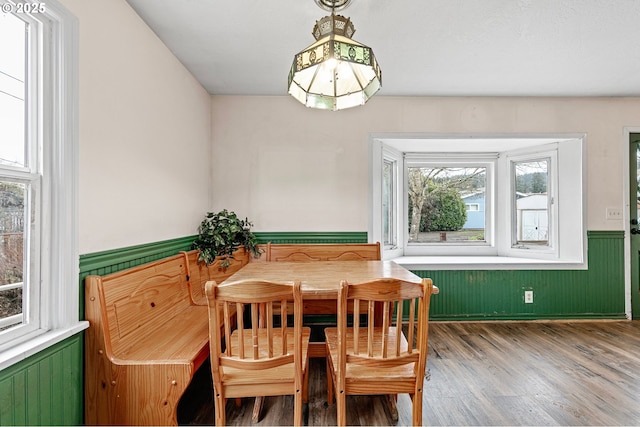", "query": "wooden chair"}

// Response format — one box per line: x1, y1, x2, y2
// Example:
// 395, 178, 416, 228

324, 277, 438, 426
205, 279, 311, 426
